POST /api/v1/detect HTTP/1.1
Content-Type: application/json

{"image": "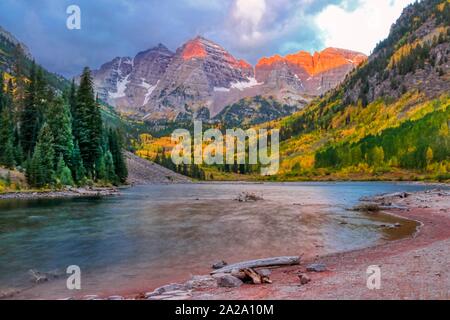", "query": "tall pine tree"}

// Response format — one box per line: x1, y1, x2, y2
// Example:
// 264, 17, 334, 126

108, 129, 128, 183
28, 123, 55, 187
46, 96, 74, 165
0, 108, 15, 169
20, 62, 46, 156
74, 67, 102, 174
71, 141, 86, 184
